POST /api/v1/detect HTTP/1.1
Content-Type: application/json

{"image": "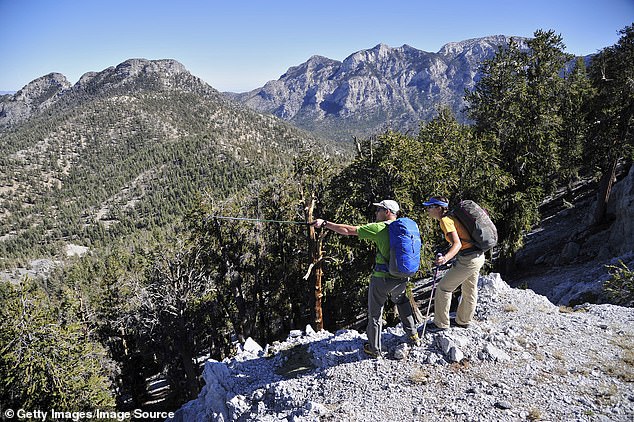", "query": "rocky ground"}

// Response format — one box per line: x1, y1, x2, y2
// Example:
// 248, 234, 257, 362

171, 274, 634, 422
